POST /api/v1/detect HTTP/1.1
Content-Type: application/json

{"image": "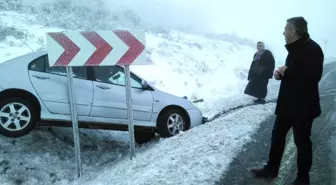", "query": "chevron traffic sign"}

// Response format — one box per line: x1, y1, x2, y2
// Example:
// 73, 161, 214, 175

46, 30, 146, 66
